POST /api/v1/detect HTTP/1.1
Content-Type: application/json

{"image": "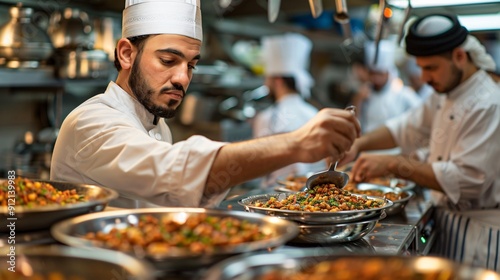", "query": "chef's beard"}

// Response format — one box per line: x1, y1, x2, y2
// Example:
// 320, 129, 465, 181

129, 56, 178, 119
268, 87, 277, 103
431, 63, 463, 94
